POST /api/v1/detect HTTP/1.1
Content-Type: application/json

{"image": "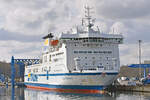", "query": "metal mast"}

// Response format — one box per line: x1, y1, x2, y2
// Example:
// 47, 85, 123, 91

138, 40, 142, 78
84, 6, 94, 32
